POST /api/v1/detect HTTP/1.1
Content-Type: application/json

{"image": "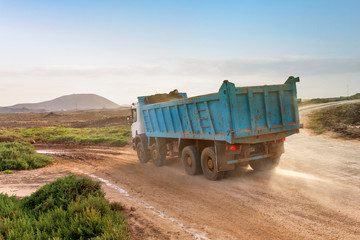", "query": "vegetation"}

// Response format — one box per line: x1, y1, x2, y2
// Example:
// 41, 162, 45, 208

0, 142, 53, 171
308, 114, 326, 134
0, 175, 129, 240
308, 103, 360, 138
299, 93, 360, 106
0, 126, 131, 147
